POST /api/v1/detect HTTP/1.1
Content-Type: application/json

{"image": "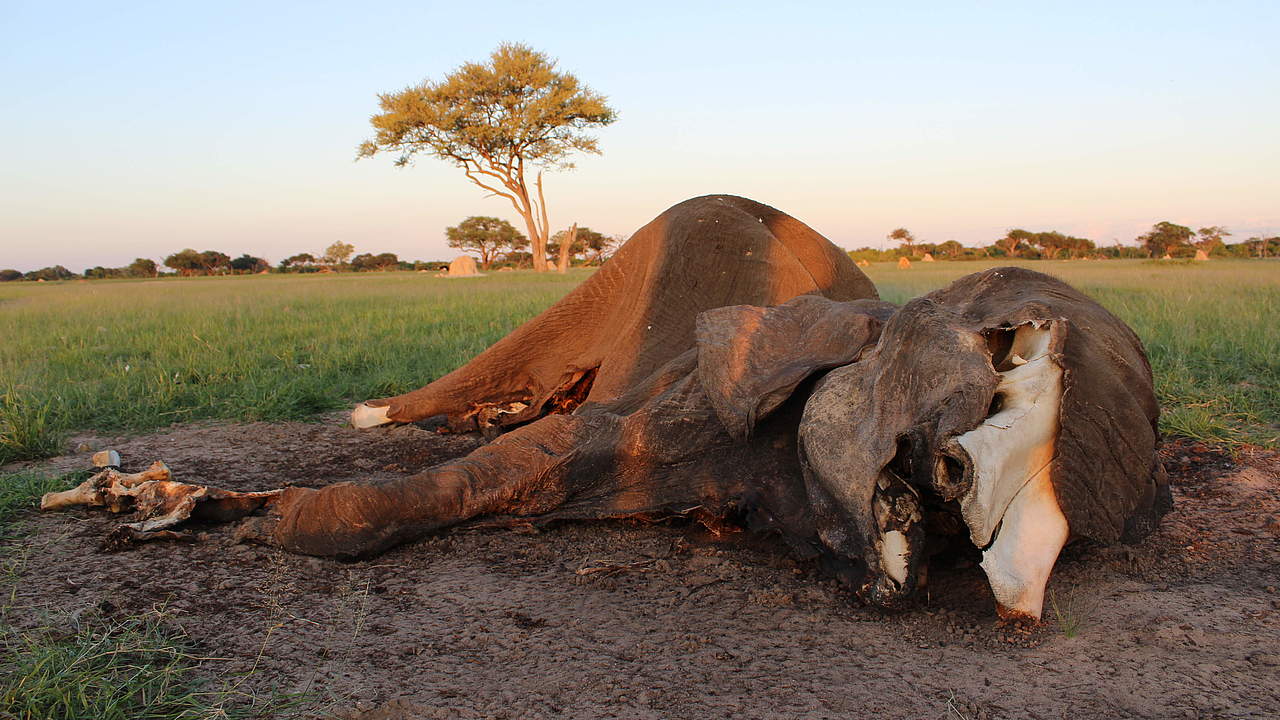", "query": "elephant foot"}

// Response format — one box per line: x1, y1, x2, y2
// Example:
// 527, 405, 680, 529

351, 401, 394, 429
